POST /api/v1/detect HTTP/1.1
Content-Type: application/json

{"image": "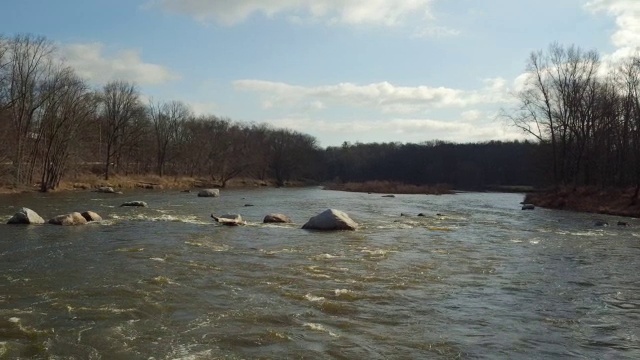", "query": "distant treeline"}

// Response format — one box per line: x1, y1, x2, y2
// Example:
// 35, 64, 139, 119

323, 140, 542, 190
3, 34, 637, 193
